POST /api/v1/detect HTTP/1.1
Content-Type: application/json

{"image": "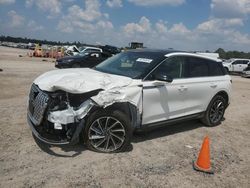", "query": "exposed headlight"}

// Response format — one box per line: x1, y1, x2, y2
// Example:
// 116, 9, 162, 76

49, 92, 68, 111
